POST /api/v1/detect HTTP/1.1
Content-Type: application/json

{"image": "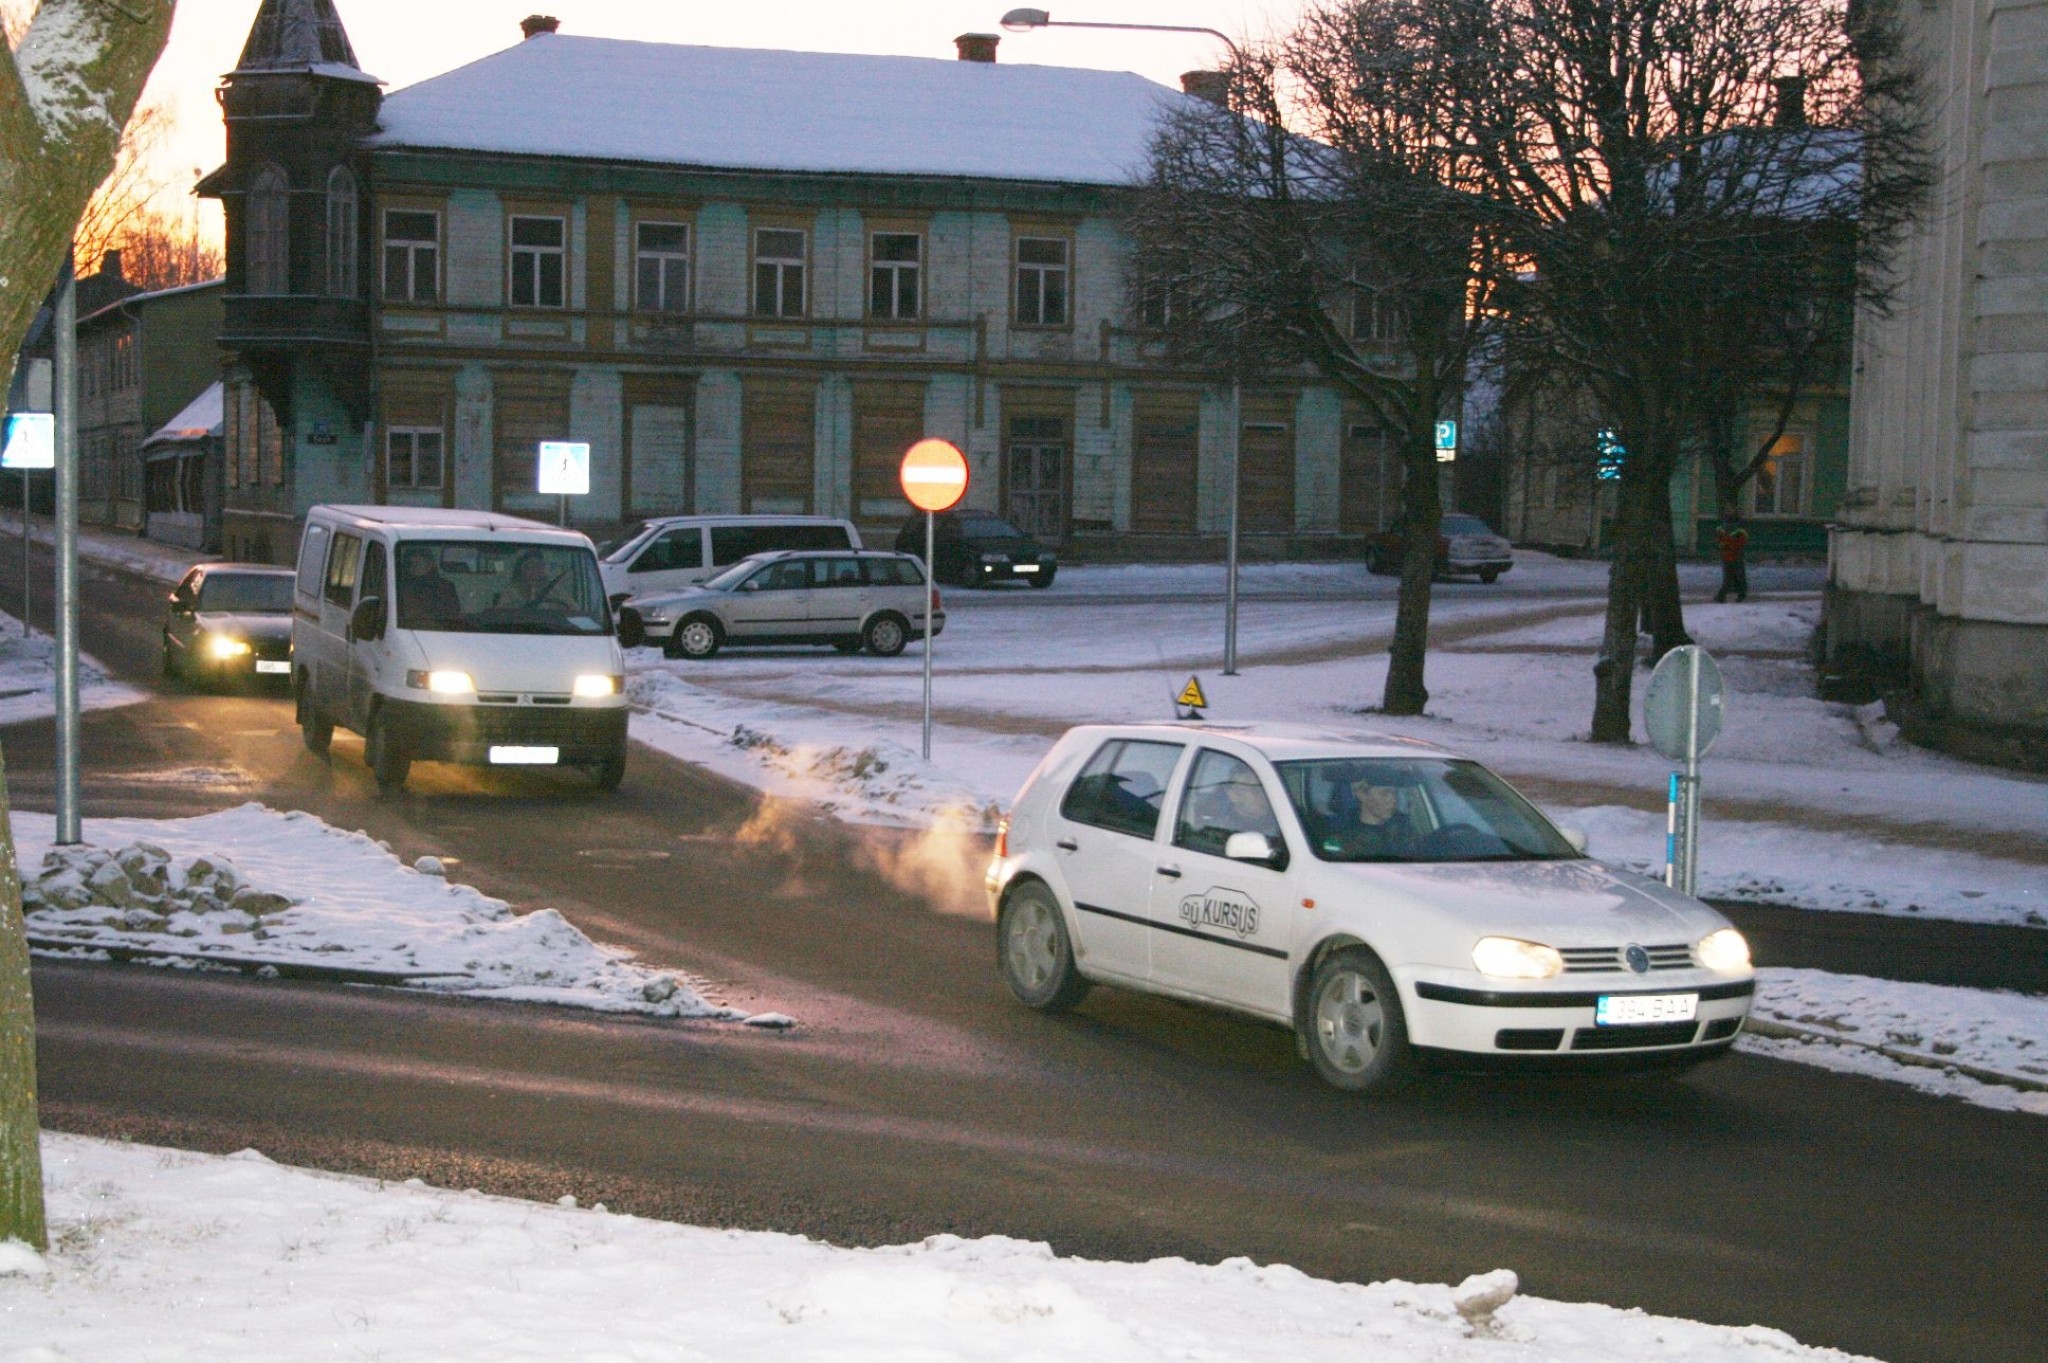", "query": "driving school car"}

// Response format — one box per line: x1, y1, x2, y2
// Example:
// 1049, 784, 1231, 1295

987, 722, 1754, 1092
